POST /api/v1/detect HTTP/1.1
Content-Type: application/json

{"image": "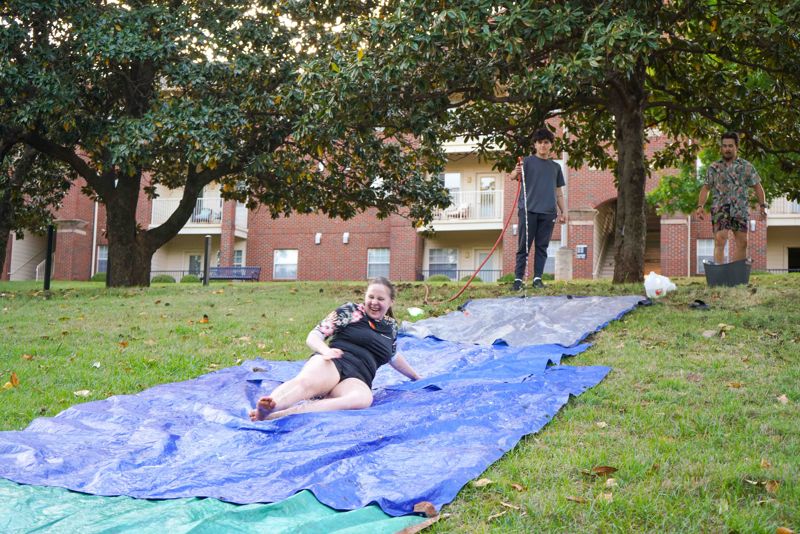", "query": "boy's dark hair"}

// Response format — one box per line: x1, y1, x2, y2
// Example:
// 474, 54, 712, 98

531, 128, 555, 144
721, 131, 739, 146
